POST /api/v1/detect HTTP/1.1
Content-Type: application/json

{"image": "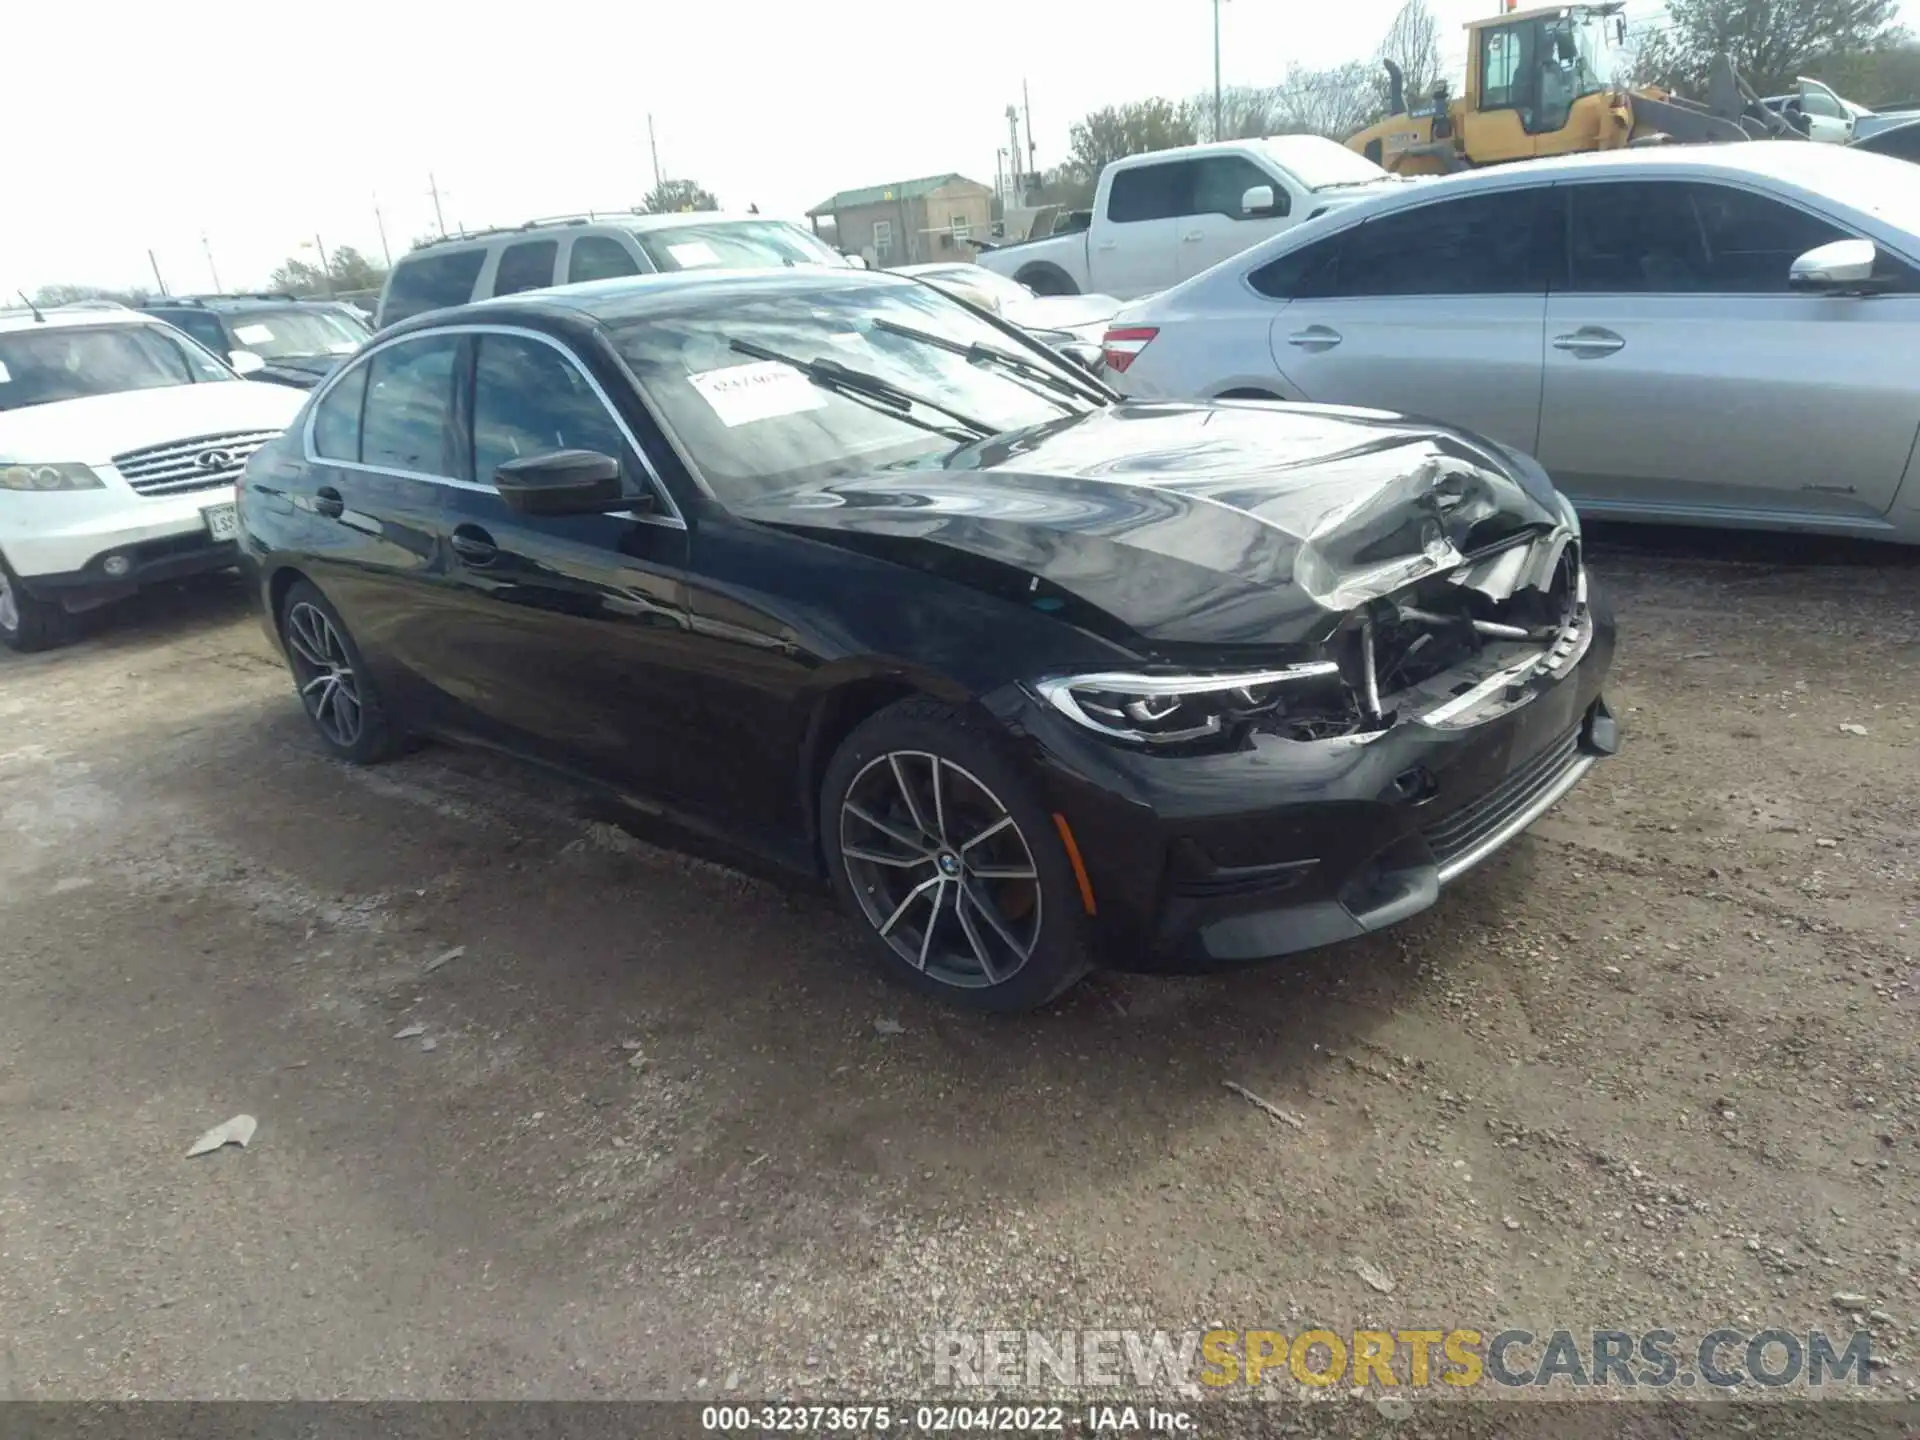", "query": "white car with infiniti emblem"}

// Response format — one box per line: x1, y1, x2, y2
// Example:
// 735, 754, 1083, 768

0, 302, 307, 651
